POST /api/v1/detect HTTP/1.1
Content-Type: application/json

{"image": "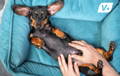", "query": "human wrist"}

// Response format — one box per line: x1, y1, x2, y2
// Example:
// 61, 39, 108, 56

102, 59, 119, 76
93, 55, 105, 66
